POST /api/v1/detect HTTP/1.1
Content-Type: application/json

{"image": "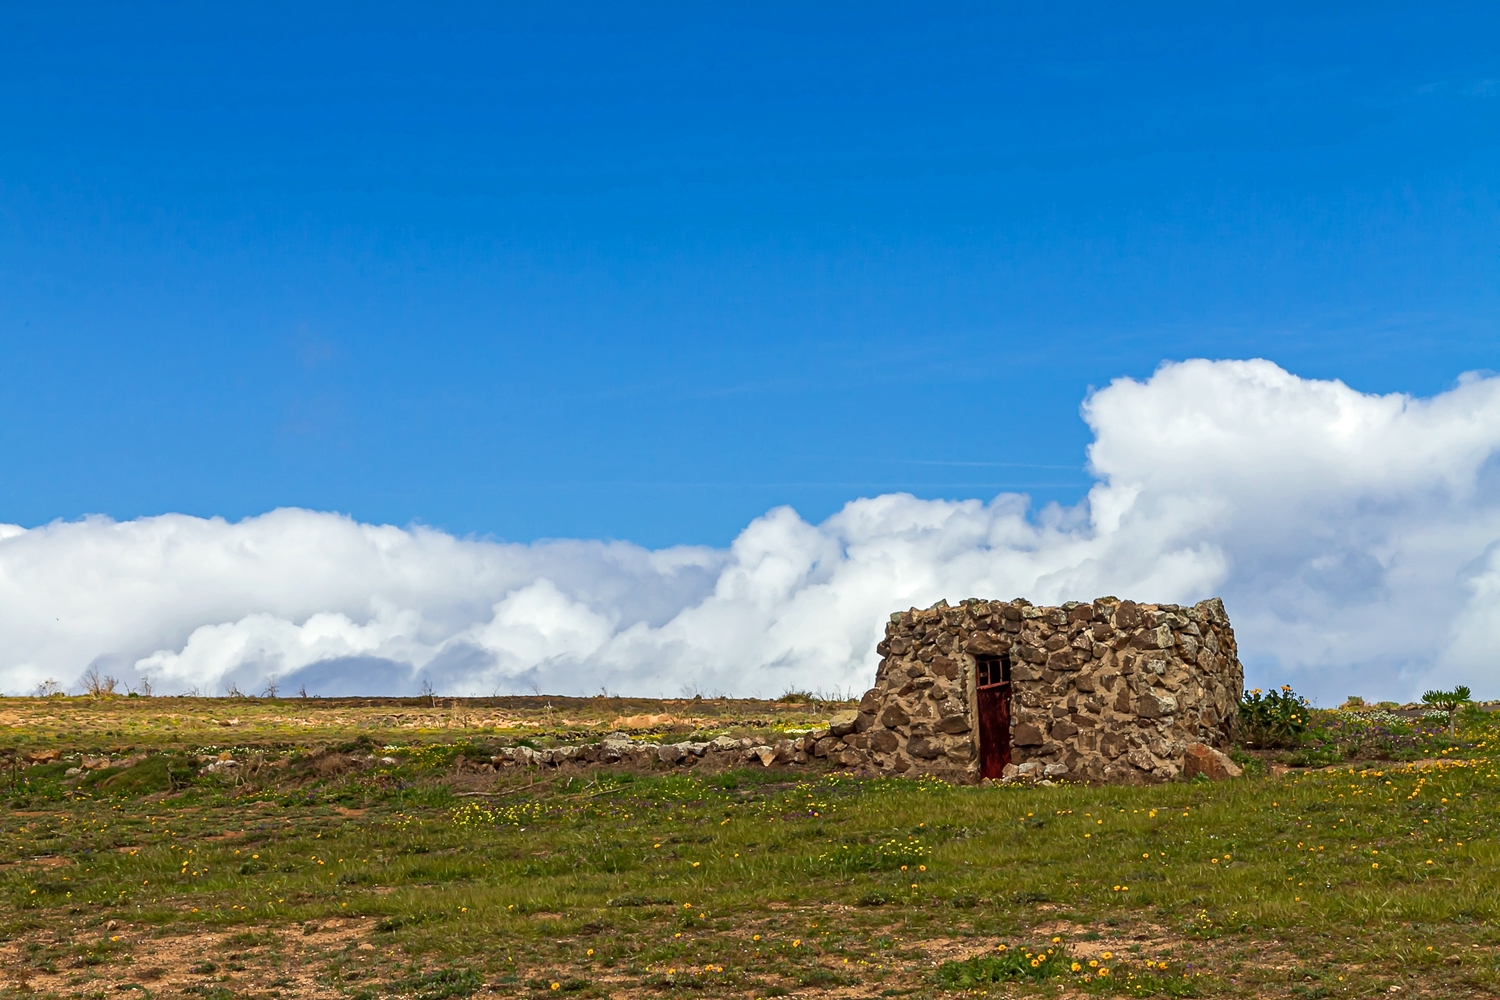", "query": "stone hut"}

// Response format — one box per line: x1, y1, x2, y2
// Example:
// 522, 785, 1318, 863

841, 596, 1243, 784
